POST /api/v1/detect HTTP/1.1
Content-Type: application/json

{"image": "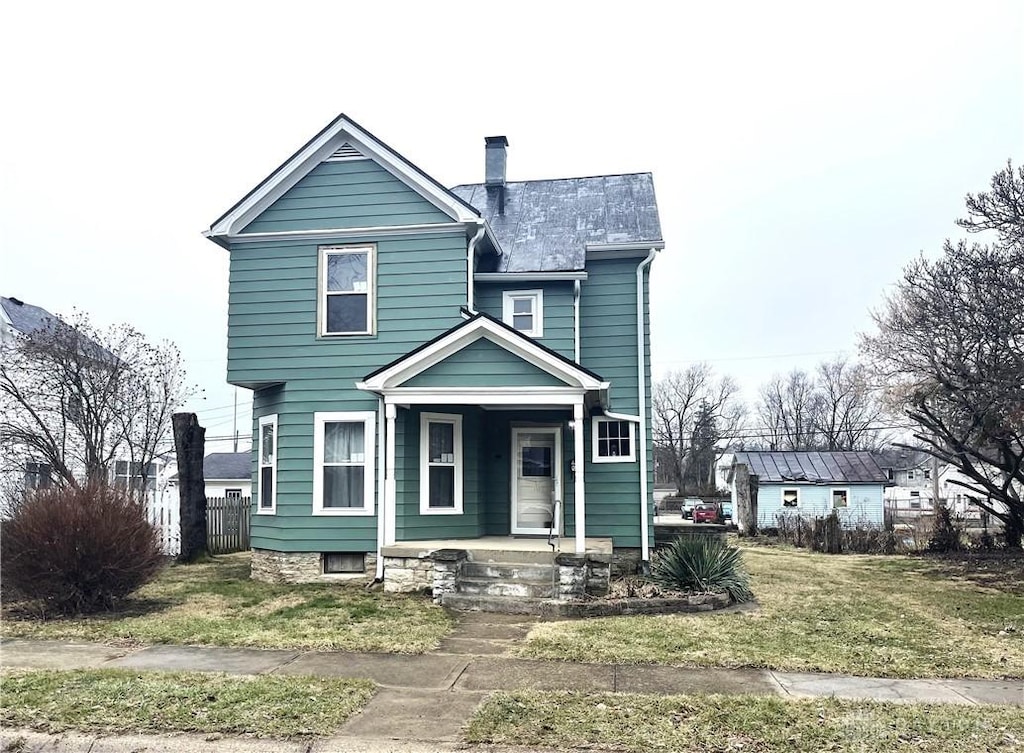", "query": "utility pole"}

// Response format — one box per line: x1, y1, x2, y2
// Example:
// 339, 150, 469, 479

232, 386, 238, 453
